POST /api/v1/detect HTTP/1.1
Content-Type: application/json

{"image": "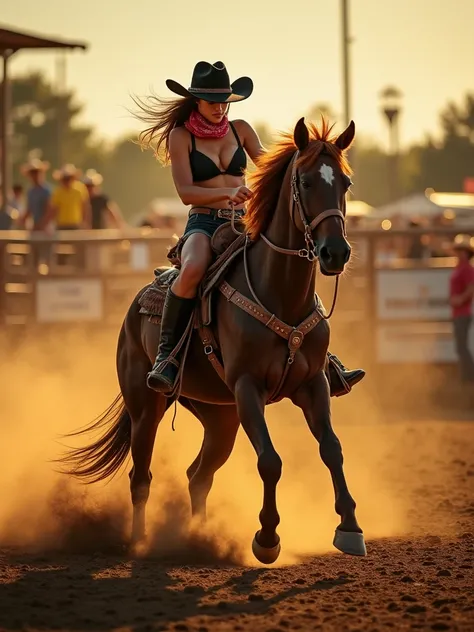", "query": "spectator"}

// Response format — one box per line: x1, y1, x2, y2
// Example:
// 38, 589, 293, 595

449, 234, 474, 382
10, 183, 25, 208
40, 164, 91, 230
406, 219, 429, 259
0, 204, 15, 230
82, 169, 124, 229
7, 184, 25, 227
19, 158, 51, 230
